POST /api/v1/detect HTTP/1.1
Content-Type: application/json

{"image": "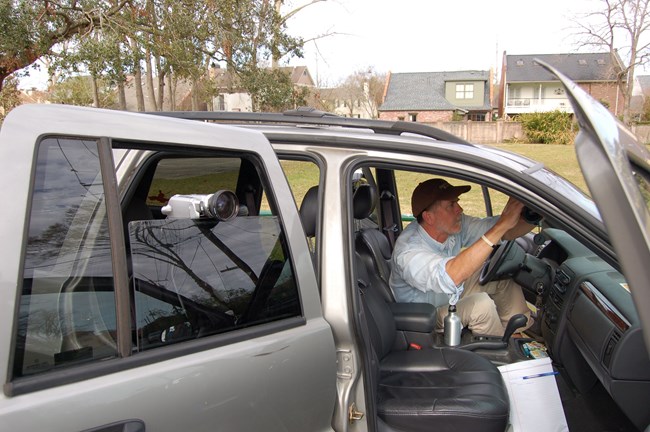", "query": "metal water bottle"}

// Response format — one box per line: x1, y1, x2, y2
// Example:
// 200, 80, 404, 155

444, 304, 462, 346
